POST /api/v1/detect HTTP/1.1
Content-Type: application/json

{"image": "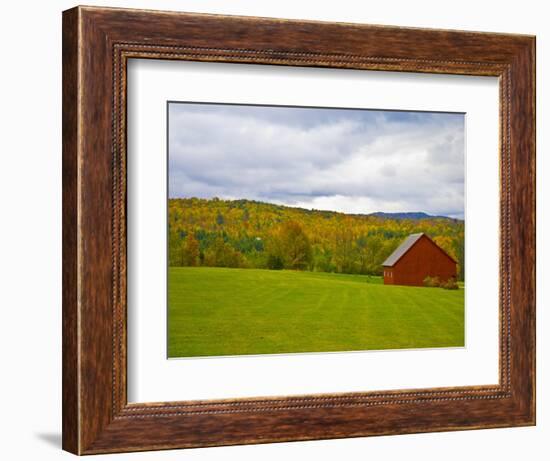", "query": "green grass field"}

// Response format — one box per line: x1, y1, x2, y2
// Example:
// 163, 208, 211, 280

168, 267, 464, 358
